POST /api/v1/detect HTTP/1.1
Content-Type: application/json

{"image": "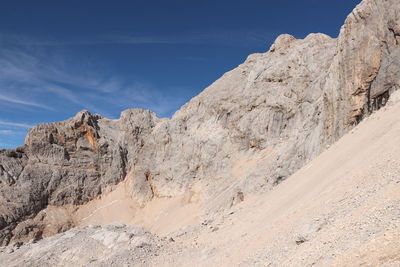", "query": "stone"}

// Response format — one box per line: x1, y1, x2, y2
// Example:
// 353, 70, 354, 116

0, 109, 159, 246
0, 0, 399, 252
0, 225, 164, 266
